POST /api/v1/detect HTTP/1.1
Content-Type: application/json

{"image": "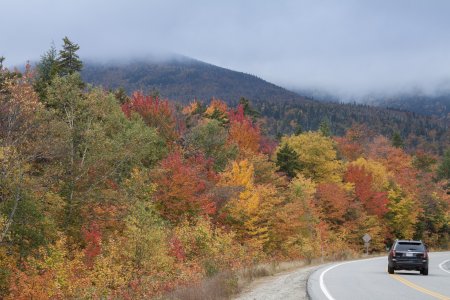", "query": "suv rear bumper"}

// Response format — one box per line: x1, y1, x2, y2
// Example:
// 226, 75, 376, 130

390, 260, 428, 270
